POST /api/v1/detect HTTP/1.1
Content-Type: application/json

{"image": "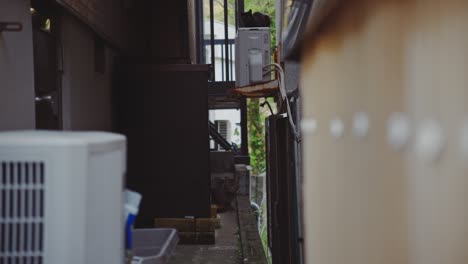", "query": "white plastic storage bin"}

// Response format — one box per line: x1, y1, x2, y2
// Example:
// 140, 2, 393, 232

0, 131, 126, 264
132, 228, 179, 264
